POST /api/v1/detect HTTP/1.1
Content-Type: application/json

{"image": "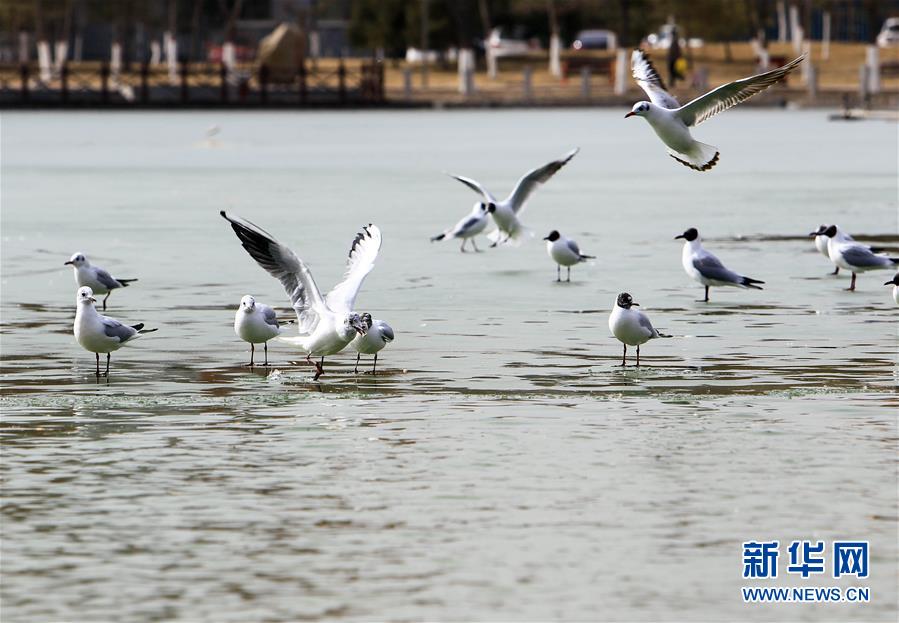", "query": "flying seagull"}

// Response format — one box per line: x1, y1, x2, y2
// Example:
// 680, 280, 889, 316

448, 148, 579, 247
626, 49, 804, 171
221, 211, 378, 380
